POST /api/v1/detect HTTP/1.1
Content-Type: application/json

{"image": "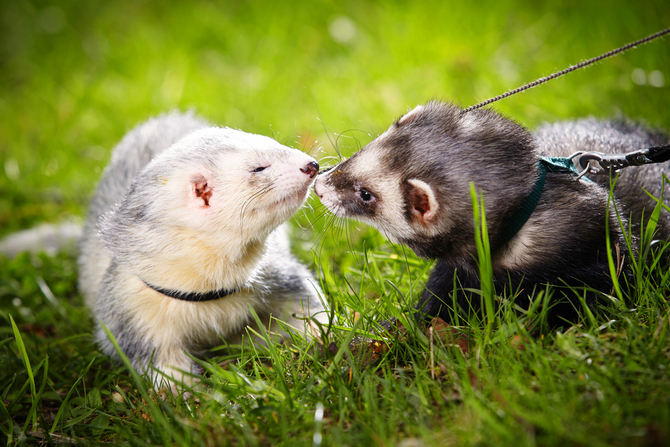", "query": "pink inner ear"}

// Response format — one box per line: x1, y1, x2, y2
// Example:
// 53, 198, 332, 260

410, 188, 431, 218
406, 179, 437, 226
191, 174, 212, 207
